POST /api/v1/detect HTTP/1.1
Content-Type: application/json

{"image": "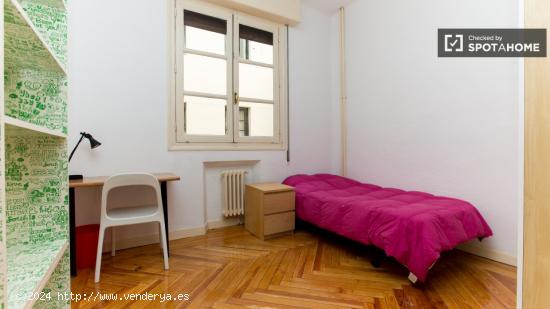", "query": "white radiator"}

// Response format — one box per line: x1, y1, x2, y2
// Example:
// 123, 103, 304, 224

221, 170, 247, 217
